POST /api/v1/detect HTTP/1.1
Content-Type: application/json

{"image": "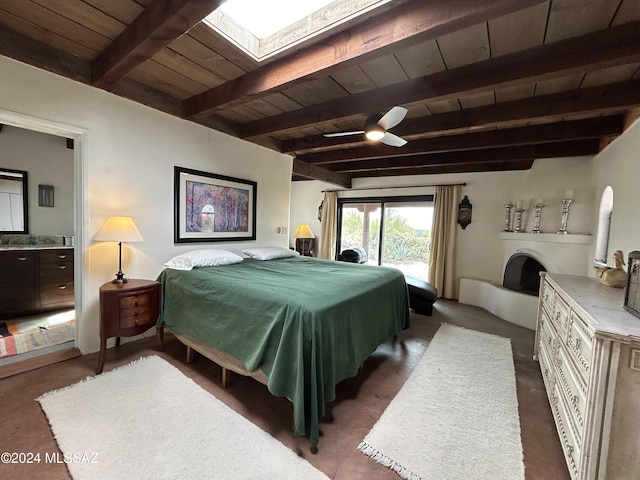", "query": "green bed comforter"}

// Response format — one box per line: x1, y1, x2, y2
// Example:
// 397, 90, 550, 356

156, 255, 410, 448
